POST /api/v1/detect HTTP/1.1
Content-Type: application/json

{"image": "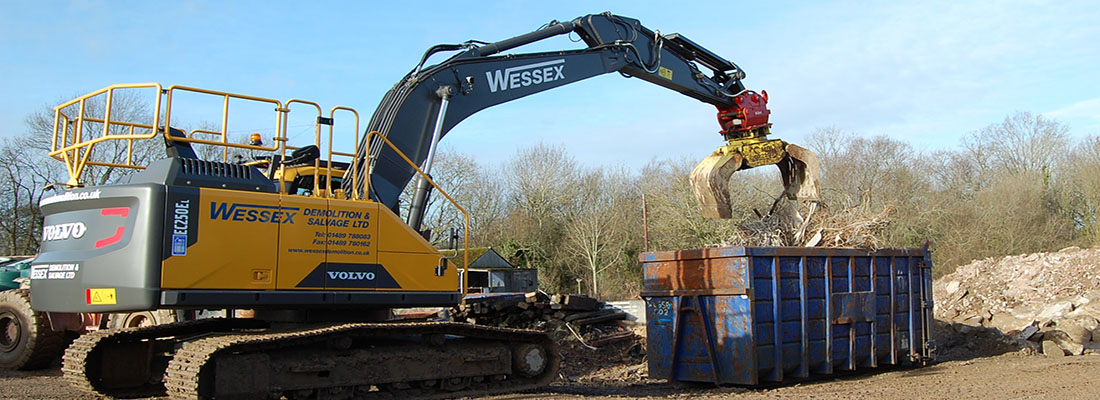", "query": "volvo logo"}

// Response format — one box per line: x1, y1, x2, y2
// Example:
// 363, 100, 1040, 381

327, 271, 376, 281
42, 222, 87, 241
